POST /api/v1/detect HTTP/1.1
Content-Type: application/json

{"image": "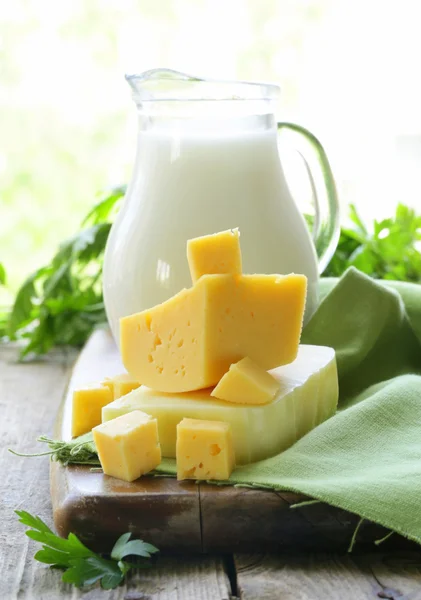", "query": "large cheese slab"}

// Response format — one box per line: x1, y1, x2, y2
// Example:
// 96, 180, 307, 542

103, 345, 338, 464
120, 273, 307, 393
